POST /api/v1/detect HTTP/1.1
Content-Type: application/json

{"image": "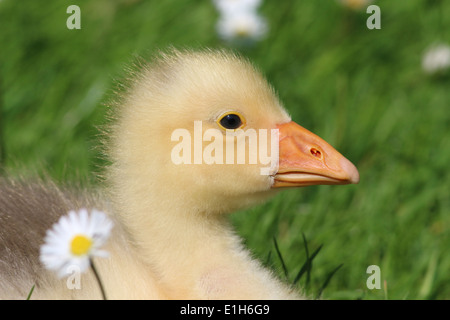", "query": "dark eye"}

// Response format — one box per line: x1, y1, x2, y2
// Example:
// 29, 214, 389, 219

218, 112, 244, 130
